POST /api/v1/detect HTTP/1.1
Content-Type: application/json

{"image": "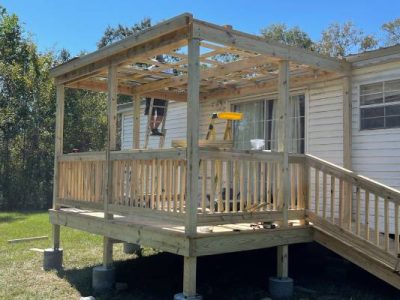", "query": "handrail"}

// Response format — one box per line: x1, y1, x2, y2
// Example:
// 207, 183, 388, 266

200, 149, 283, 162
111, 148, 186, 160
59, 151, 106, 161
306, 154, 400, 204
